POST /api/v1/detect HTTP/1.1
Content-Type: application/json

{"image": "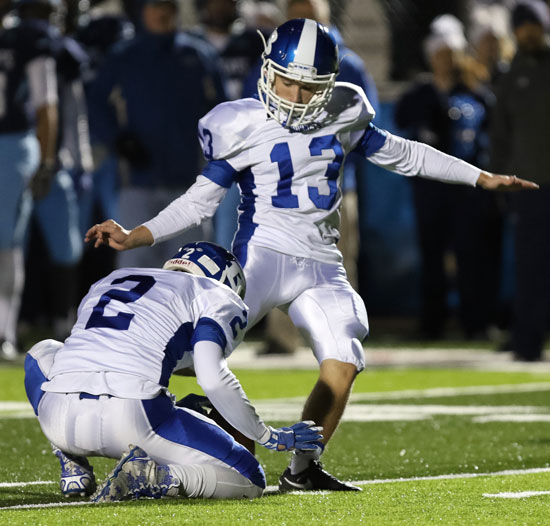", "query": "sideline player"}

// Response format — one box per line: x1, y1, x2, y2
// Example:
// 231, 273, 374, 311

0, 0, 58, 359
24, 241, 322, 501
85, 19, 538, 491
